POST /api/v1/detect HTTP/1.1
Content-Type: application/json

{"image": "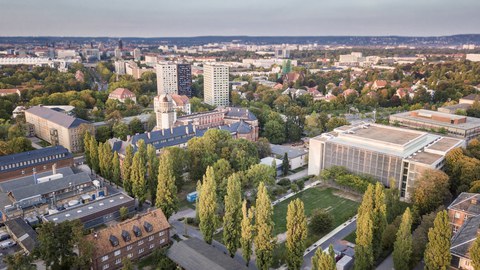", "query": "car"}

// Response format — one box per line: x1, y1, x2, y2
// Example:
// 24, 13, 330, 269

0, 232, 10, 241
0, 240, 16, 249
